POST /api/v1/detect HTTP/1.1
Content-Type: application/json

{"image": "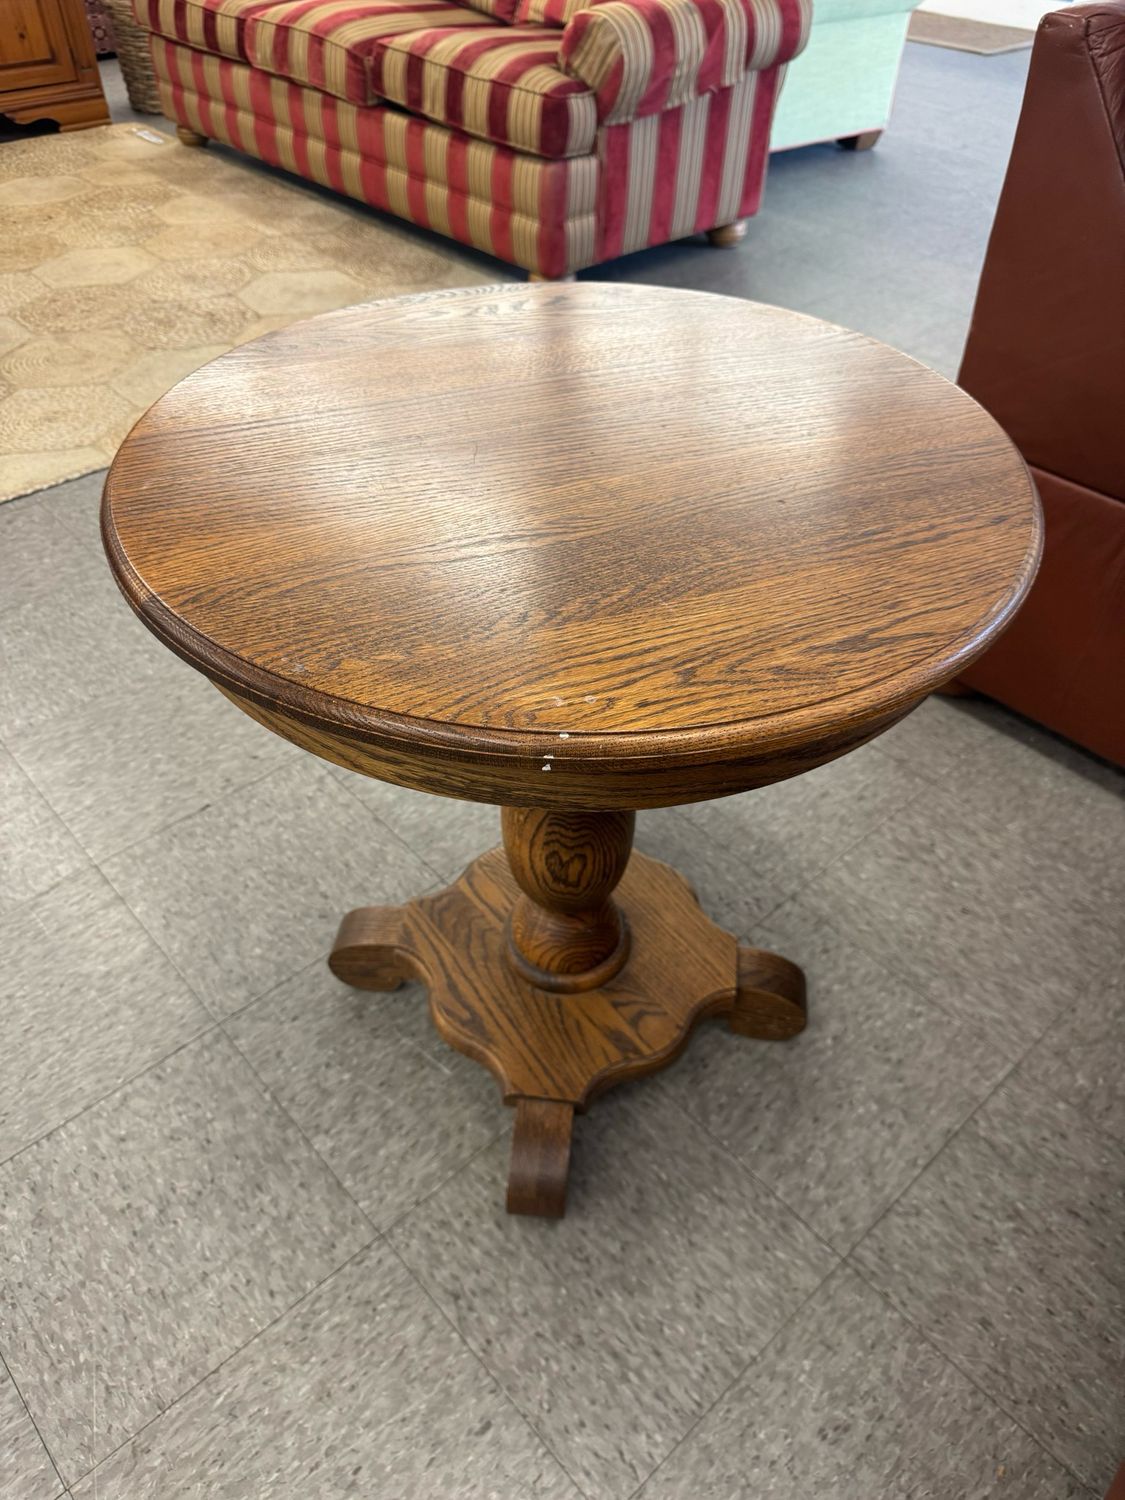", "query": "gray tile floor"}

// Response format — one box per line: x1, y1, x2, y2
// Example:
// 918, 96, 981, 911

0, 39, 1122, 1500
